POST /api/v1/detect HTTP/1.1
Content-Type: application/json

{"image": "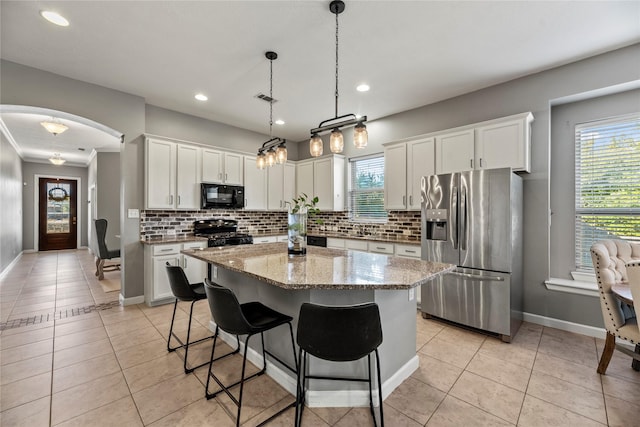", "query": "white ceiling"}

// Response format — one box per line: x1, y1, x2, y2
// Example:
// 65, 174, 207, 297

1, 1, 639, 165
